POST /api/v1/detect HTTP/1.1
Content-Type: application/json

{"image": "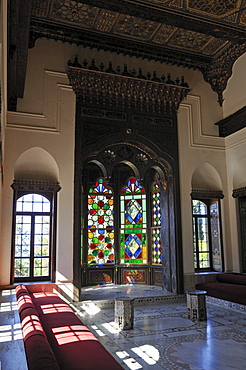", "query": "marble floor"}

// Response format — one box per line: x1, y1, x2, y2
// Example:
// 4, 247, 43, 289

74, 284, 246, 370
1, 285, 246, 369
0, 289, 28, 370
